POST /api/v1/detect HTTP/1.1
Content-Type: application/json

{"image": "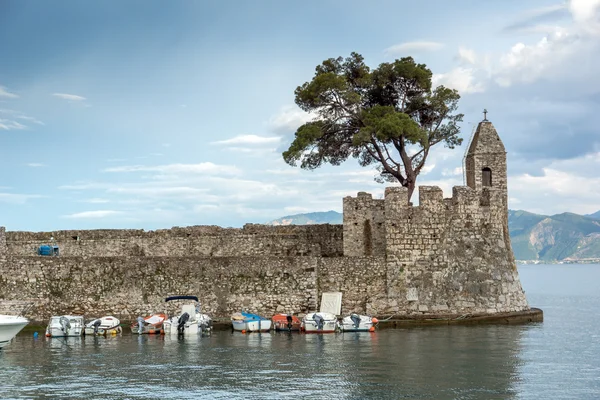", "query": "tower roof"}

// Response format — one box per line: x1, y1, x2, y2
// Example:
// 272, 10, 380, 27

466, 119, 506, 156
